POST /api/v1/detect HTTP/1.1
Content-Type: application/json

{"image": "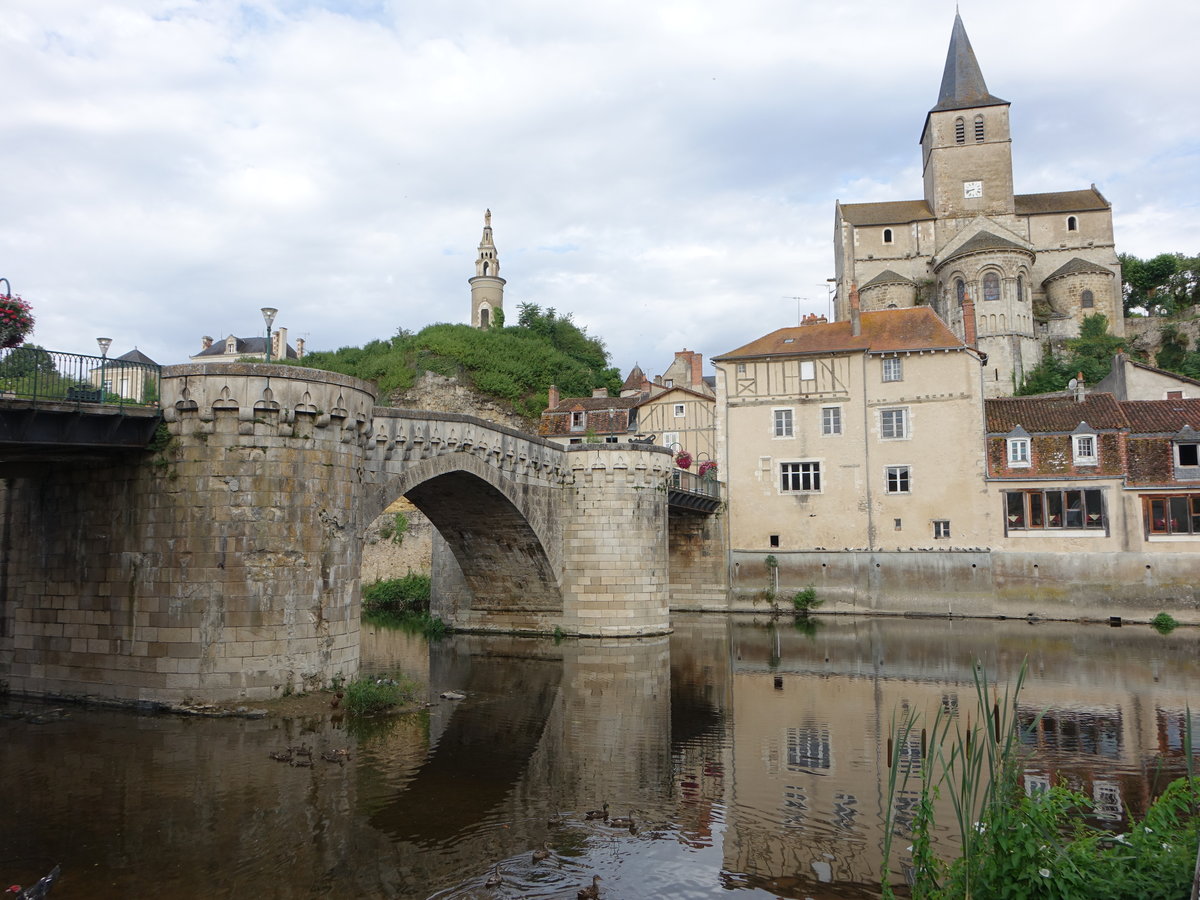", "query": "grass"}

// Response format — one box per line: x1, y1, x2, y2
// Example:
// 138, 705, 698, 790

344, 672, 419, 717
1152, 612, 1179, 634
